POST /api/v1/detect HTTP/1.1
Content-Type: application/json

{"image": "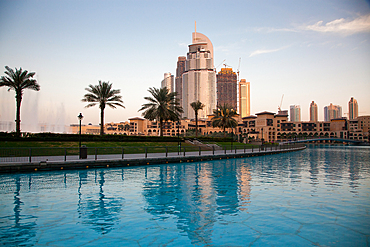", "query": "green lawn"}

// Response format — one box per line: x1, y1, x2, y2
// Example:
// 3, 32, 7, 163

0, 141, 269, 157
0, 141, 190, 148
0, 141, 194, 157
